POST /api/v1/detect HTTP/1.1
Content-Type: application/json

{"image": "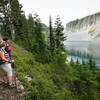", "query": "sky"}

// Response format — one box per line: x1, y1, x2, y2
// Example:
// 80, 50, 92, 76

19, 0, 100, 27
